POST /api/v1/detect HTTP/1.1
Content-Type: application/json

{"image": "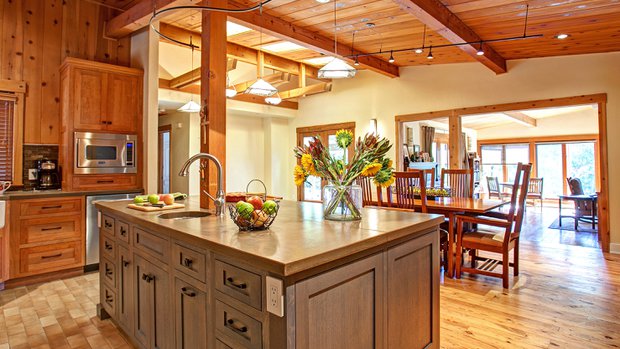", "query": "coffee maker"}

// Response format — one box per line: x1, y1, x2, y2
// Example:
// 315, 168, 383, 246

35, 159, 61, 190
